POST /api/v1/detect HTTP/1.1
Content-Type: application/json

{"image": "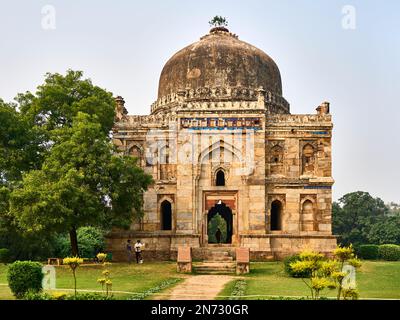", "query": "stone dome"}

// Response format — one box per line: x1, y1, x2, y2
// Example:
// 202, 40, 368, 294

157, 27, 283, 100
